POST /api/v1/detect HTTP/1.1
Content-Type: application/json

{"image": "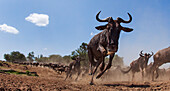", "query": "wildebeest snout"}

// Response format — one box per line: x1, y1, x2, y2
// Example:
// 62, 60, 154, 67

107, 44, 118, 53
